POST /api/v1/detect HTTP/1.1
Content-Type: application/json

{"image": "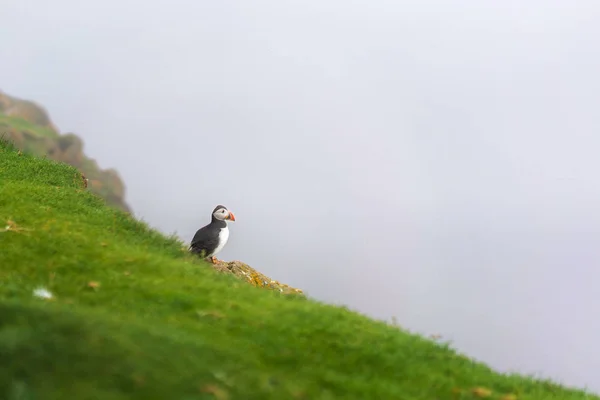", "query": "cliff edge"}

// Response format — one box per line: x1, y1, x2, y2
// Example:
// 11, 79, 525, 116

0, 89, 131, 213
